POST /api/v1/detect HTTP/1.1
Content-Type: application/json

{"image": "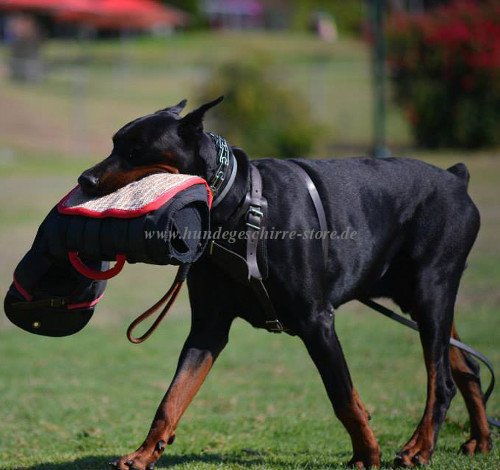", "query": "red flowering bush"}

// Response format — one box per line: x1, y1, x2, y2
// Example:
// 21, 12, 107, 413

387, 1, 499, 148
